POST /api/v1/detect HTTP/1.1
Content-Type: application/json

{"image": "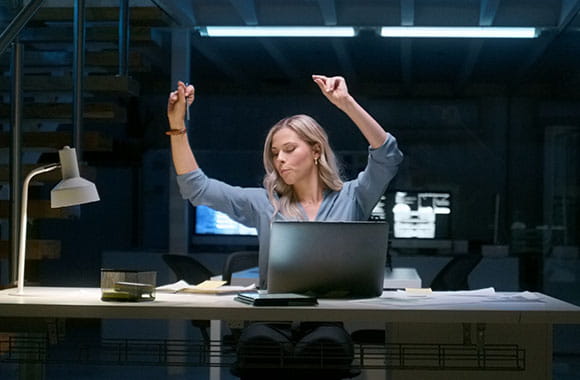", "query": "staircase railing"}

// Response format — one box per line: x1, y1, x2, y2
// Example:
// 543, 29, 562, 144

0, 0, 132, 285
0, 0, 45, 286
0, 0, 44, 56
